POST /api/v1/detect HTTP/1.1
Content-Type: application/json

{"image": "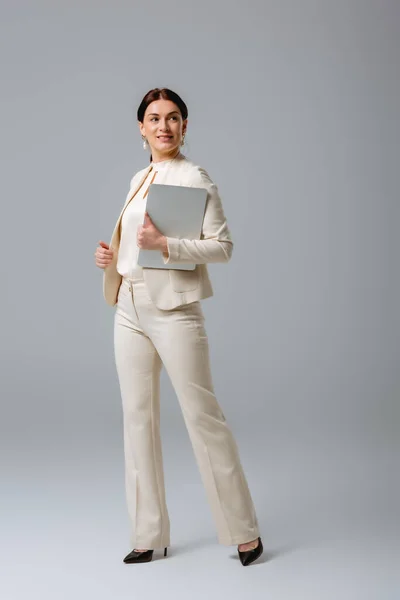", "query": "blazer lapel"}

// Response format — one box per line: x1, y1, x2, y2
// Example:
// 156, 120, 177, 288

124, 164, 154, 208
110, 164, 153, 249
